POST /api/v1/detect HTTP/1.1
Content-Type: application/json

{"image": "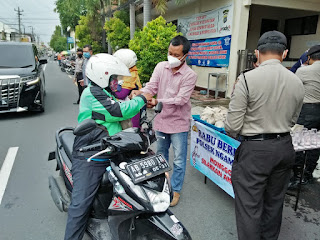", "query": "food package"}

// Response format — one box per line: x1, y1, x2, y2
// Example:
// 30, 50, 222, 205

200, 106, 228, 128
